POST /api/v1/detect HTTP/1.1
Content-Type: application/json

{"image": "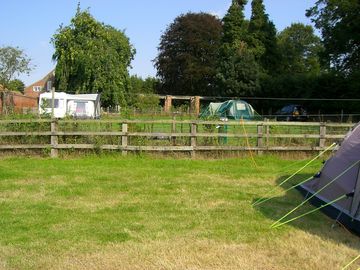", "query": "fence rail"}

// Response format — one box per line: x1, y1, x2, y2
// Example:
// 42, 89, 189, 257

0, 119, 354, 157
